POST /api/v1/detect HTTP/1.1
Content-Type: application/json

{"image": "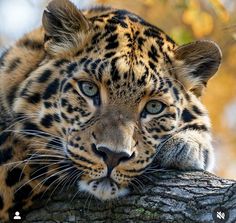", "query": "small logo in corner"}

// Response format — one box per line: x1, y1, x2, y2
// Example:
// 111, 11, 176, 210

212, 207, 229, 223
